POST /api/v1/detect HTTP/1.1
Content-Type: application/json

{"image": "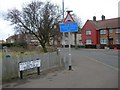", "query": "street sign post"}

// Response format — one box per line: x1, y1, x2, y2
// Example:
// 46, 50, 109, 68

19, 59, 41, 79
59, 11, 78, 70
